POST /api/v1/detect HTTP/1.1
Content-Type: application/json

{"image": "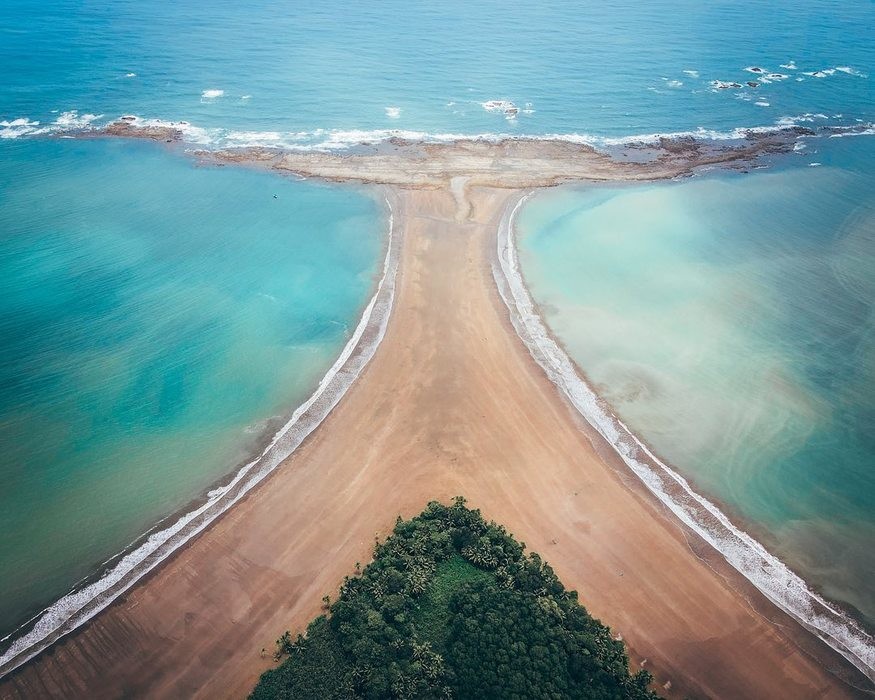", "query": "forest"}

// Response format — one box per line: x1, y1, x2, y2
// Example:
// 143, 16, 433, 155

251, 497, 660, 699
